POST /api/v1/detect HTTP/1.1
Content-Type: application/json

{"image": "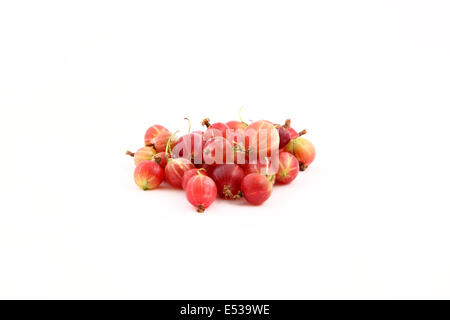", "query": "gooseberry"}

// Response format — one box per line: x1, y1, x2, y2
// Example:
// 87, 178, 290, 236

126, 146, 156, 166
244, 120, 279, 158
283, 133, 315, 171
133, 160, 164, 190
241, 173, 273, 205
211, 164, 245, 199
185, 173, 217, 213
275, 152, 299, 184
